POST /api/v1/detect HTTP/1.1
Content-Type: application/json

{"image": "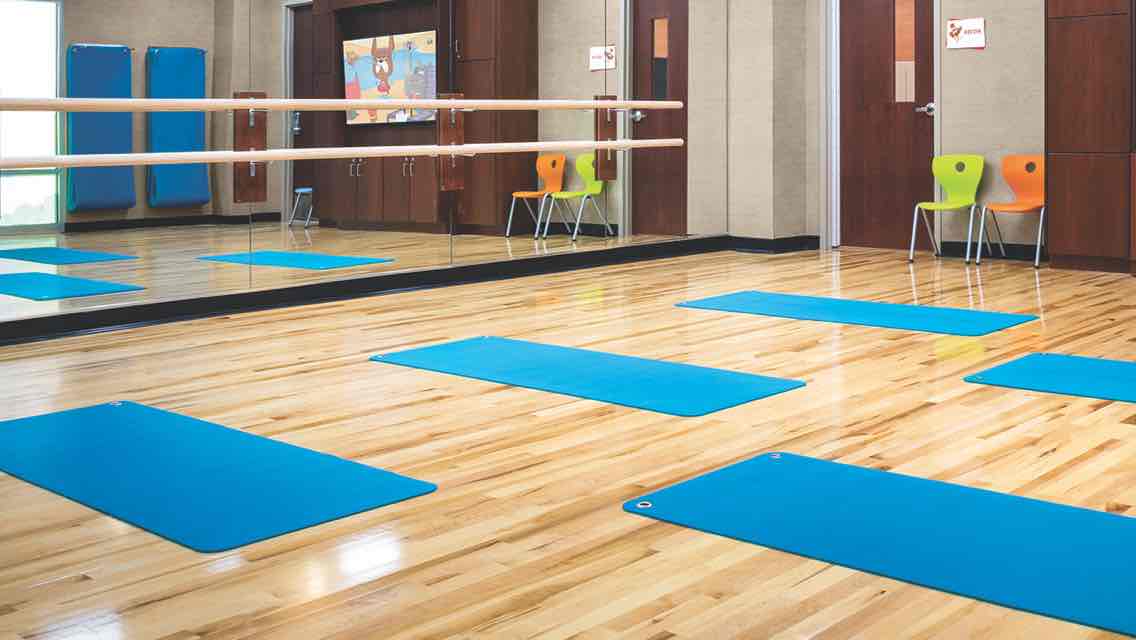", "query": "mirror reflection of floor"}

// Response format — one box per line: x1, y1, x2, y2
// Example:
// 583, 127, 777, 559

0, 223, 681, 324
